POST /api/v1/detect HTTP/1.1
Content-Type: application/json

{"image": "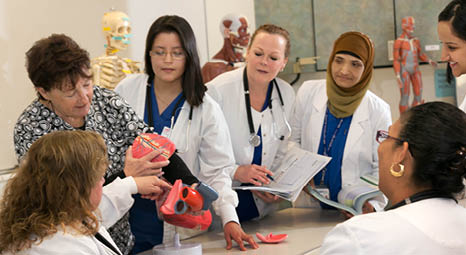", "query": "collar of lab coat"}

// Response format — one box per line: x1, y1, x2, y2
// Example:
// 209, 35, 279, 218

312, 86, 370, 163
